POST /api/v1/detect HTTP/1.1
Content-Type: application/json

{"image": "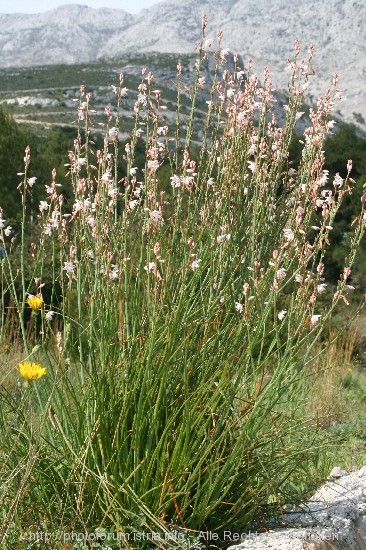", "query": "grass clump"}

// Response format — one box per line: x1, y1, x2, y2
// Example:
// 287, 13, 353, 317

0, 24, 365, 549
